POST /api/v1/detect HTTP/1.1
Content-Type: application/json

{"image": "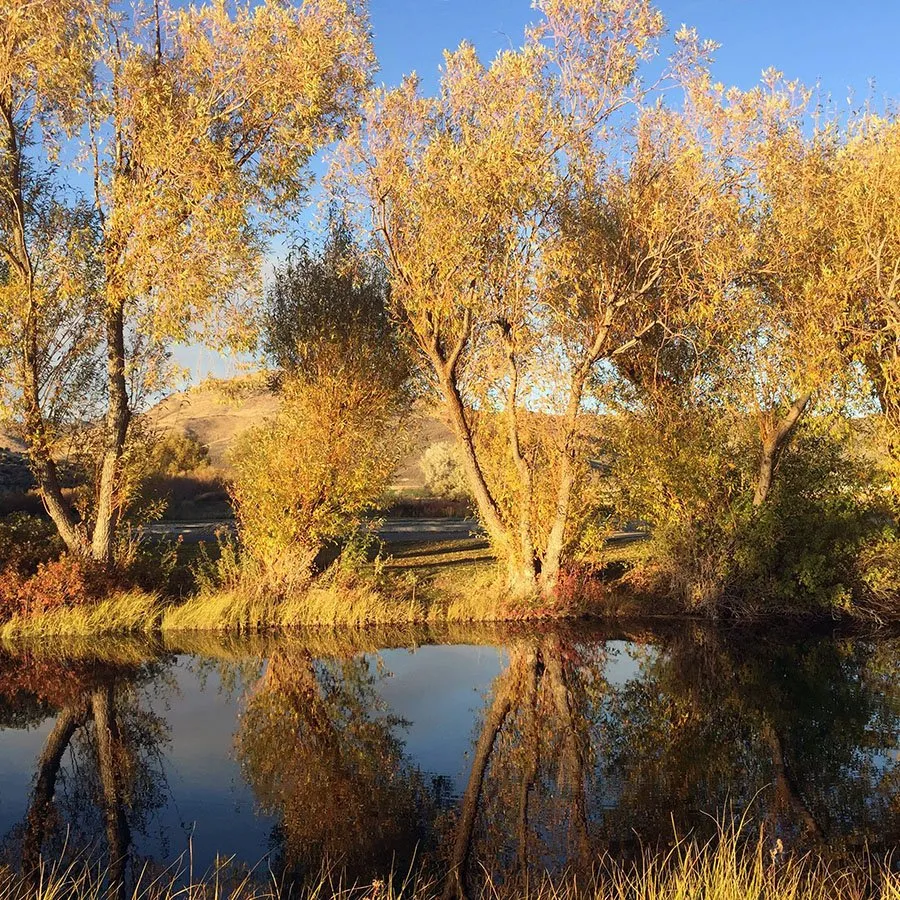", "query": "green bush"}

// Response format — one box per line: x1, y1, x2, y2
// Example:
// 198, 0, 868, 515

730, 427, 888, 615
605, 408, 748, 609
607, 410, 900, 618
